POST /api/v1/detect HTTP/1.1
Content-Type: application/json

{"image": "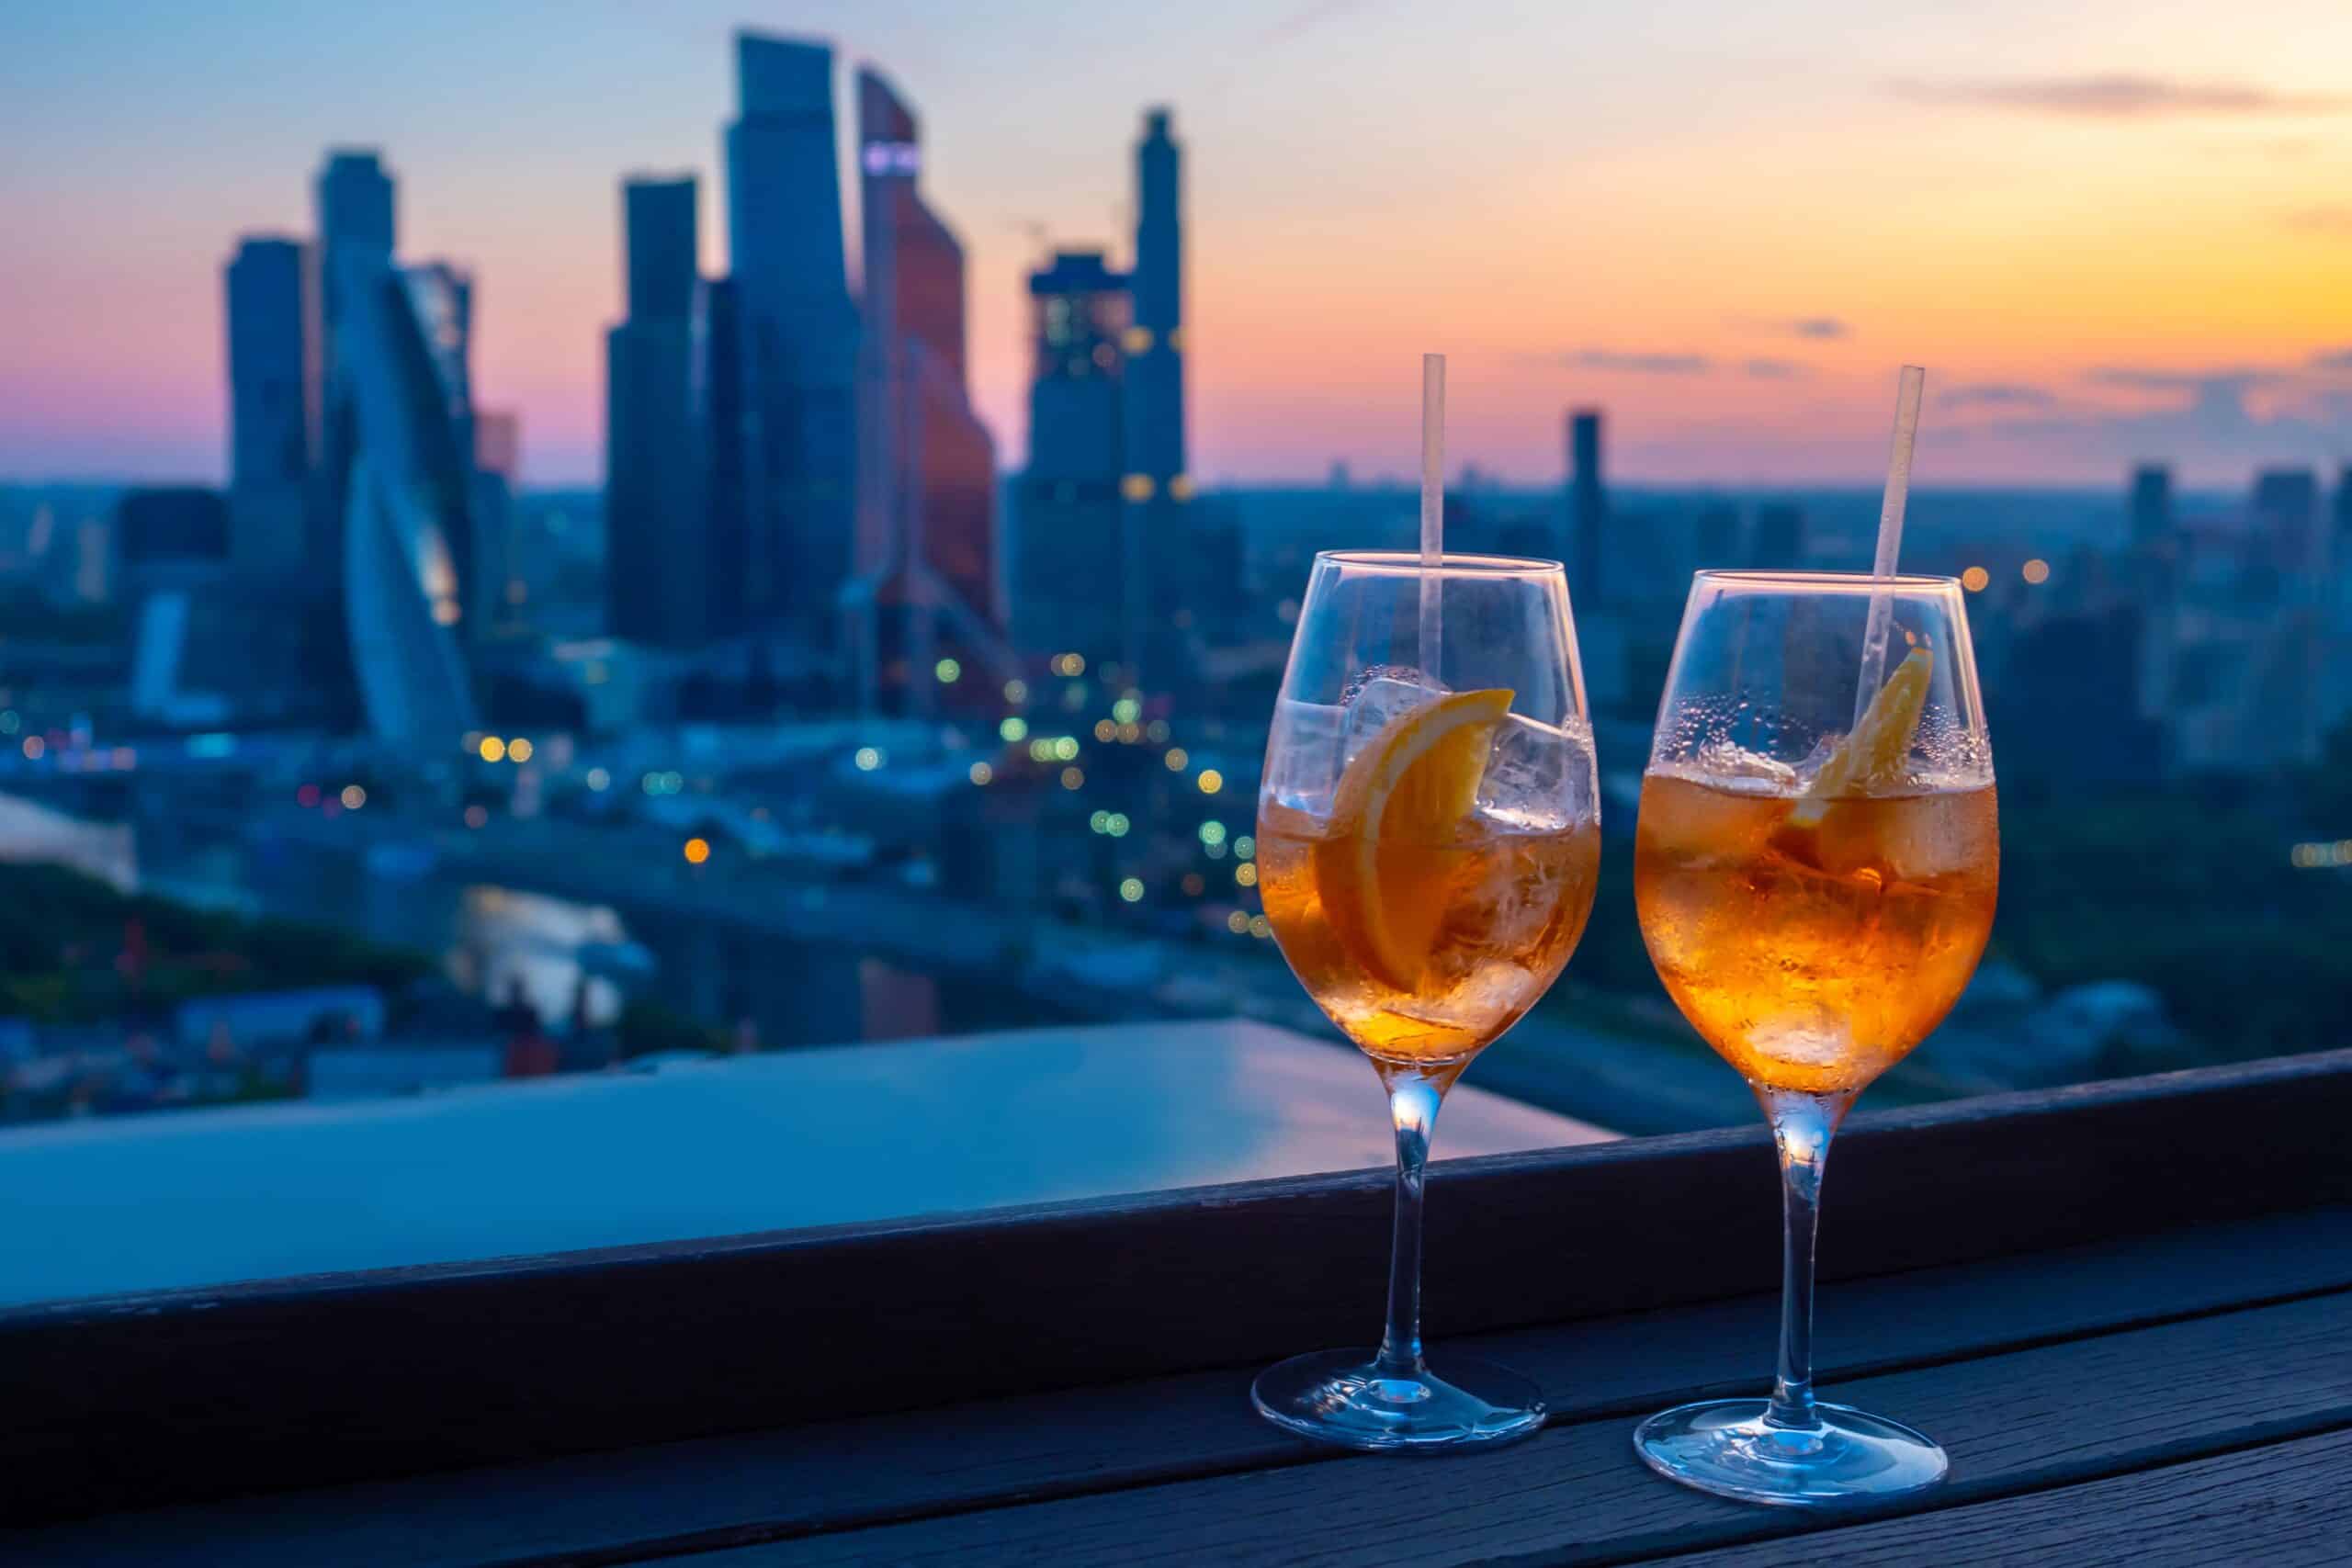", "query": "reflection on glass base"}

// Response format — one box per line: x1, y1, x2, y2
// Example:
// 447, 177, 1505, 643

1634, 1398, 1948, 1506
1251, 1348, 1545, 1451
